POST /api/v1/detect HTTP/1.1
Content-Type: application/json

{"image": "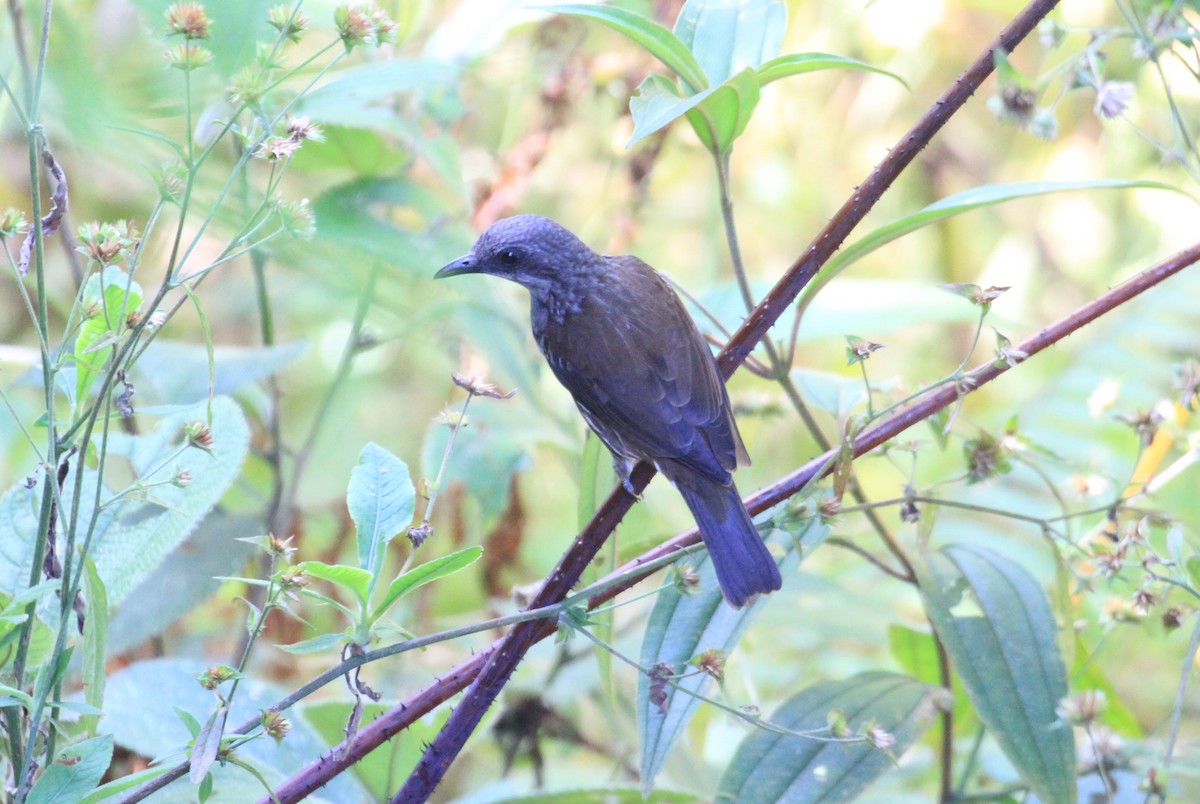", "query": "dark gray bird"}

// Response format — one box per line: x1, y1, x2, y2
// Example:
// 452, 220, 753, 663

436, 214, 781, 607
